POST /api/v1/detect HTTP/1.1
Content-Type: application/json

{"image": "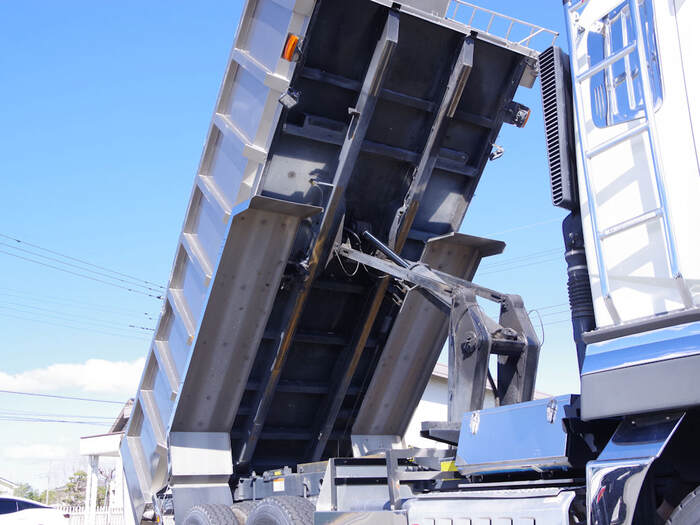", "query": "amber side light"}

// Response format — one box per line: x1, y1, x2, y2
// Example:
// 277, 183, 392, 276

282, 33, 300, 61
